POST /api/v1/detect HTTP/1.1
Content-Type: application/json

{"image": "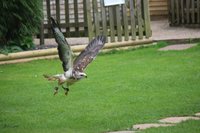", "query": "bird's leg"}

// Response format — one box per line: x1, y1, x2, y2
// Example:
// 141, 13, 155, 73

62, 85, 69, 96
54, 87, 59, 95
